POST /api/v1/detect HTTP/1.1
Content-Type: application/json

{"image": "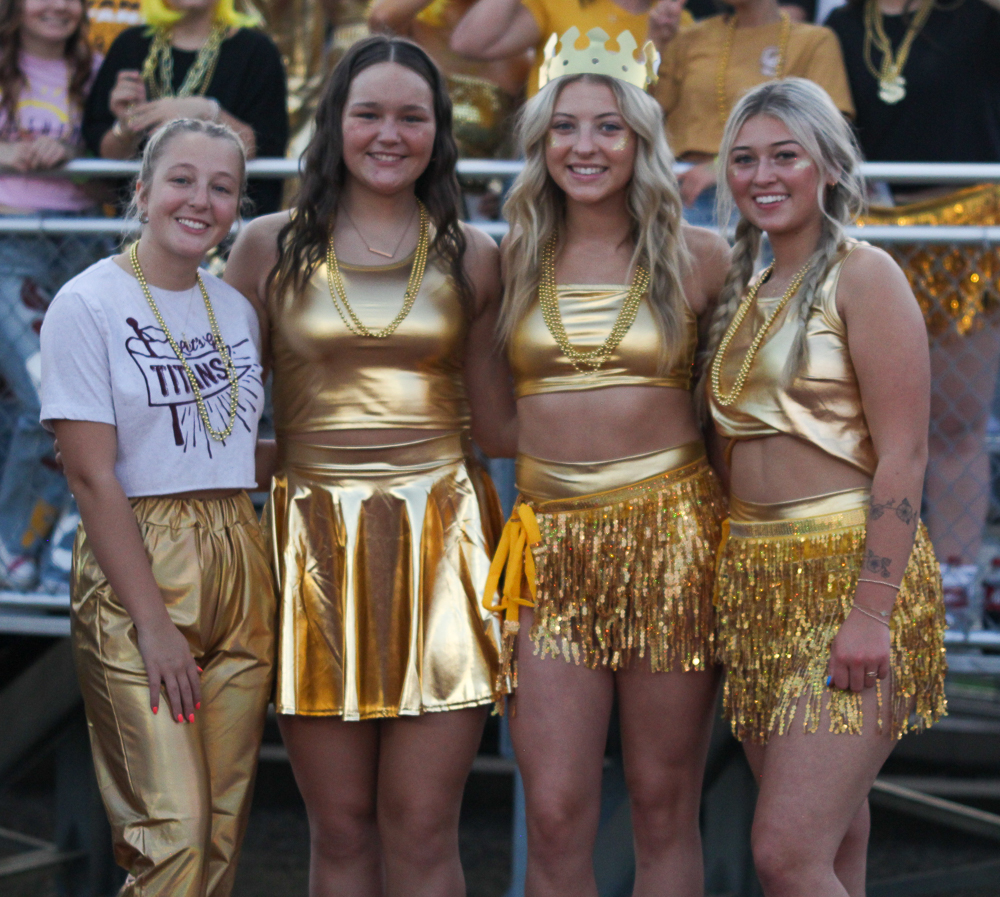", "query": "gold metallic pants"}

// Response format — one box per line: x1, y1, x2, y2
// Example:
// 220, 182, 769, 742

71, 494, 276, 897
267, 433, 502, 720
861, 184, 1000, 336
512, 441, 727, 675
714, 488, 947, 745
